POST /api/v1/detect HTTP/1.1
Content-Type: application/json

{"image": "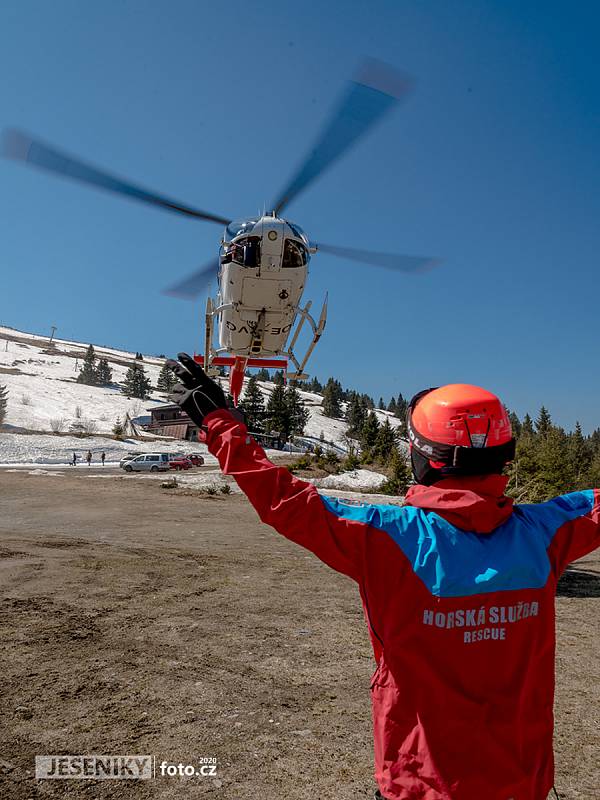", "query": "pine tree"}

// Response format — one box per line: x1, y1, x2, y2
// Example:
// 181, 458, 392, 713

568, 421, 591, 488
361, 411, 380, 455
536, 426, 570, 498
345, 394, 367, 438
77, 345, 99, 386
256, 368, 271, 381
322, 378, 343, 418
96, 358, 113, 386
273, 370, 285, 386
0, 384, 7, 426
374, 417, 398, 463
122, 362, 152, 399
387, 397, 397, 414
394, 393, 409, 421
239, 375, 266, 432
265, 383, 289, 437
381, 446, 412, 495
535, 406, 552, 438
285, 385, 309, 436
308, 376, 323, 394
508, 410, 522, 439
378, 397, 385, 410
521, 414, 535, 437
157, 362, 177, 392
112, 417, 125, 439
